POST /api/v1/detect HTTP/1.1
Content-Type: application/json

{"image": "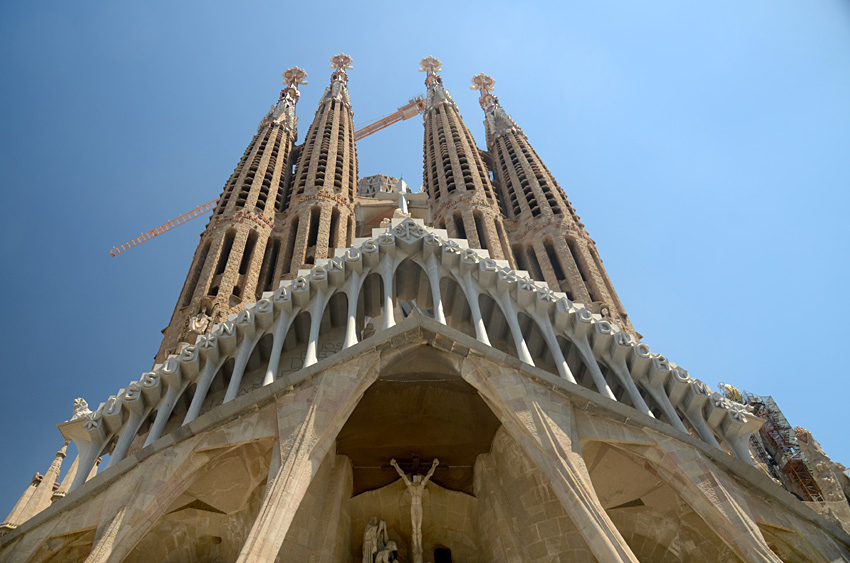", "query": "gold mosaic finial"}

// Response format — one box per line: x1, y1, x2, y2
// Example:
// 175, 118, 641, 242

330, 53, 354, 71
